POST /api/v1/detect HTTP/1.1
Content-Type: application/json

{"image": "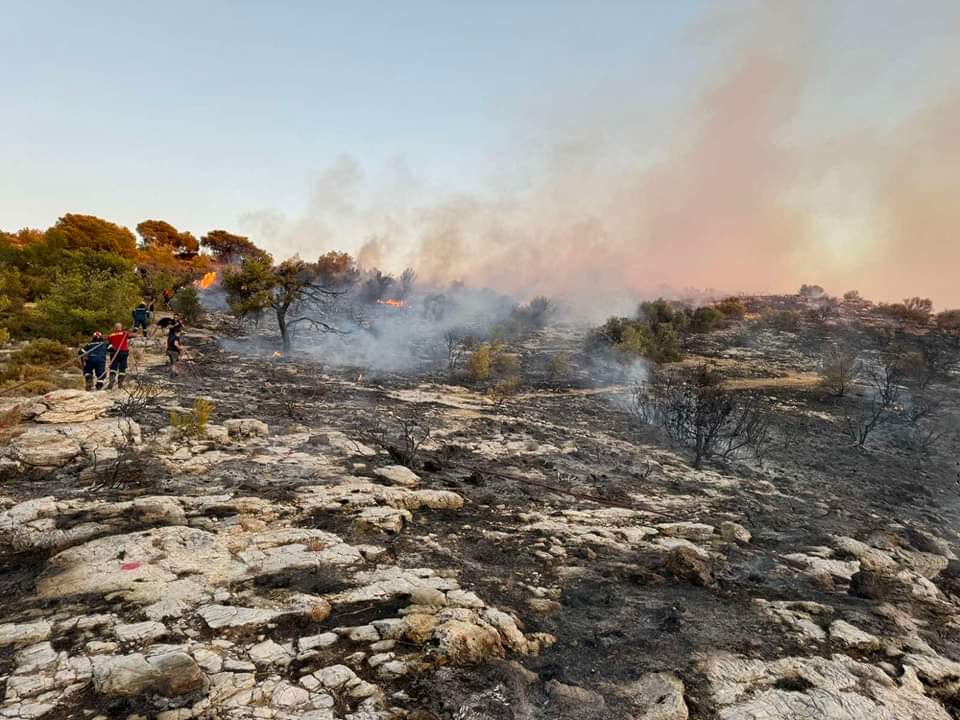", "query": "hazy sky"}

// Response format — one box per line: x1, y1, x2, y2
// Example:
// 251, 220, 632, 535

2, 1, 958, 306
